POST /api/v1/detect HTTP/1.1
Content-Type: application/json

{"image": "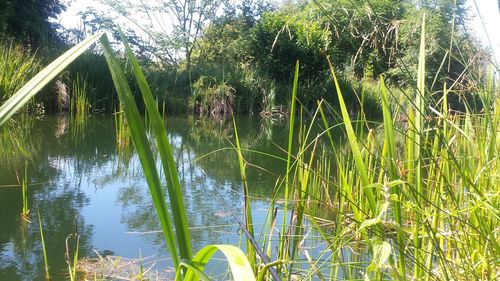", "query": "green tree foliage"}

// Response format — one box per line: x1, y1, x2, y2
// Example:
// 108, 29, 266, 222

249, 0, 485, 92
193, 0, 274, 68
252, 9, 332, 81
308, 0, 406, 77
98, 0, 224, 69
390, 0, 485, 91
194, 17, 252, 67
0, 0, 66, 46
